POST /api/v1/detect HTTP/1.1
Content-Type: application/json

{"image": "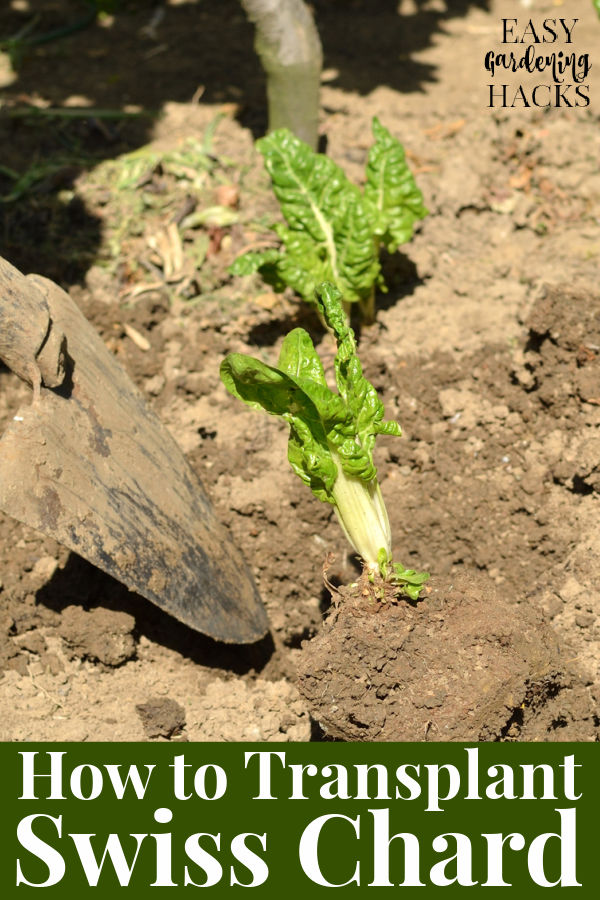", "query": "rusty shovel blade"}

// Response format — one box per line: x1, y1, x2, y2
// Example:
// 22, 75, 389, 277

0, 256, 268, 643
